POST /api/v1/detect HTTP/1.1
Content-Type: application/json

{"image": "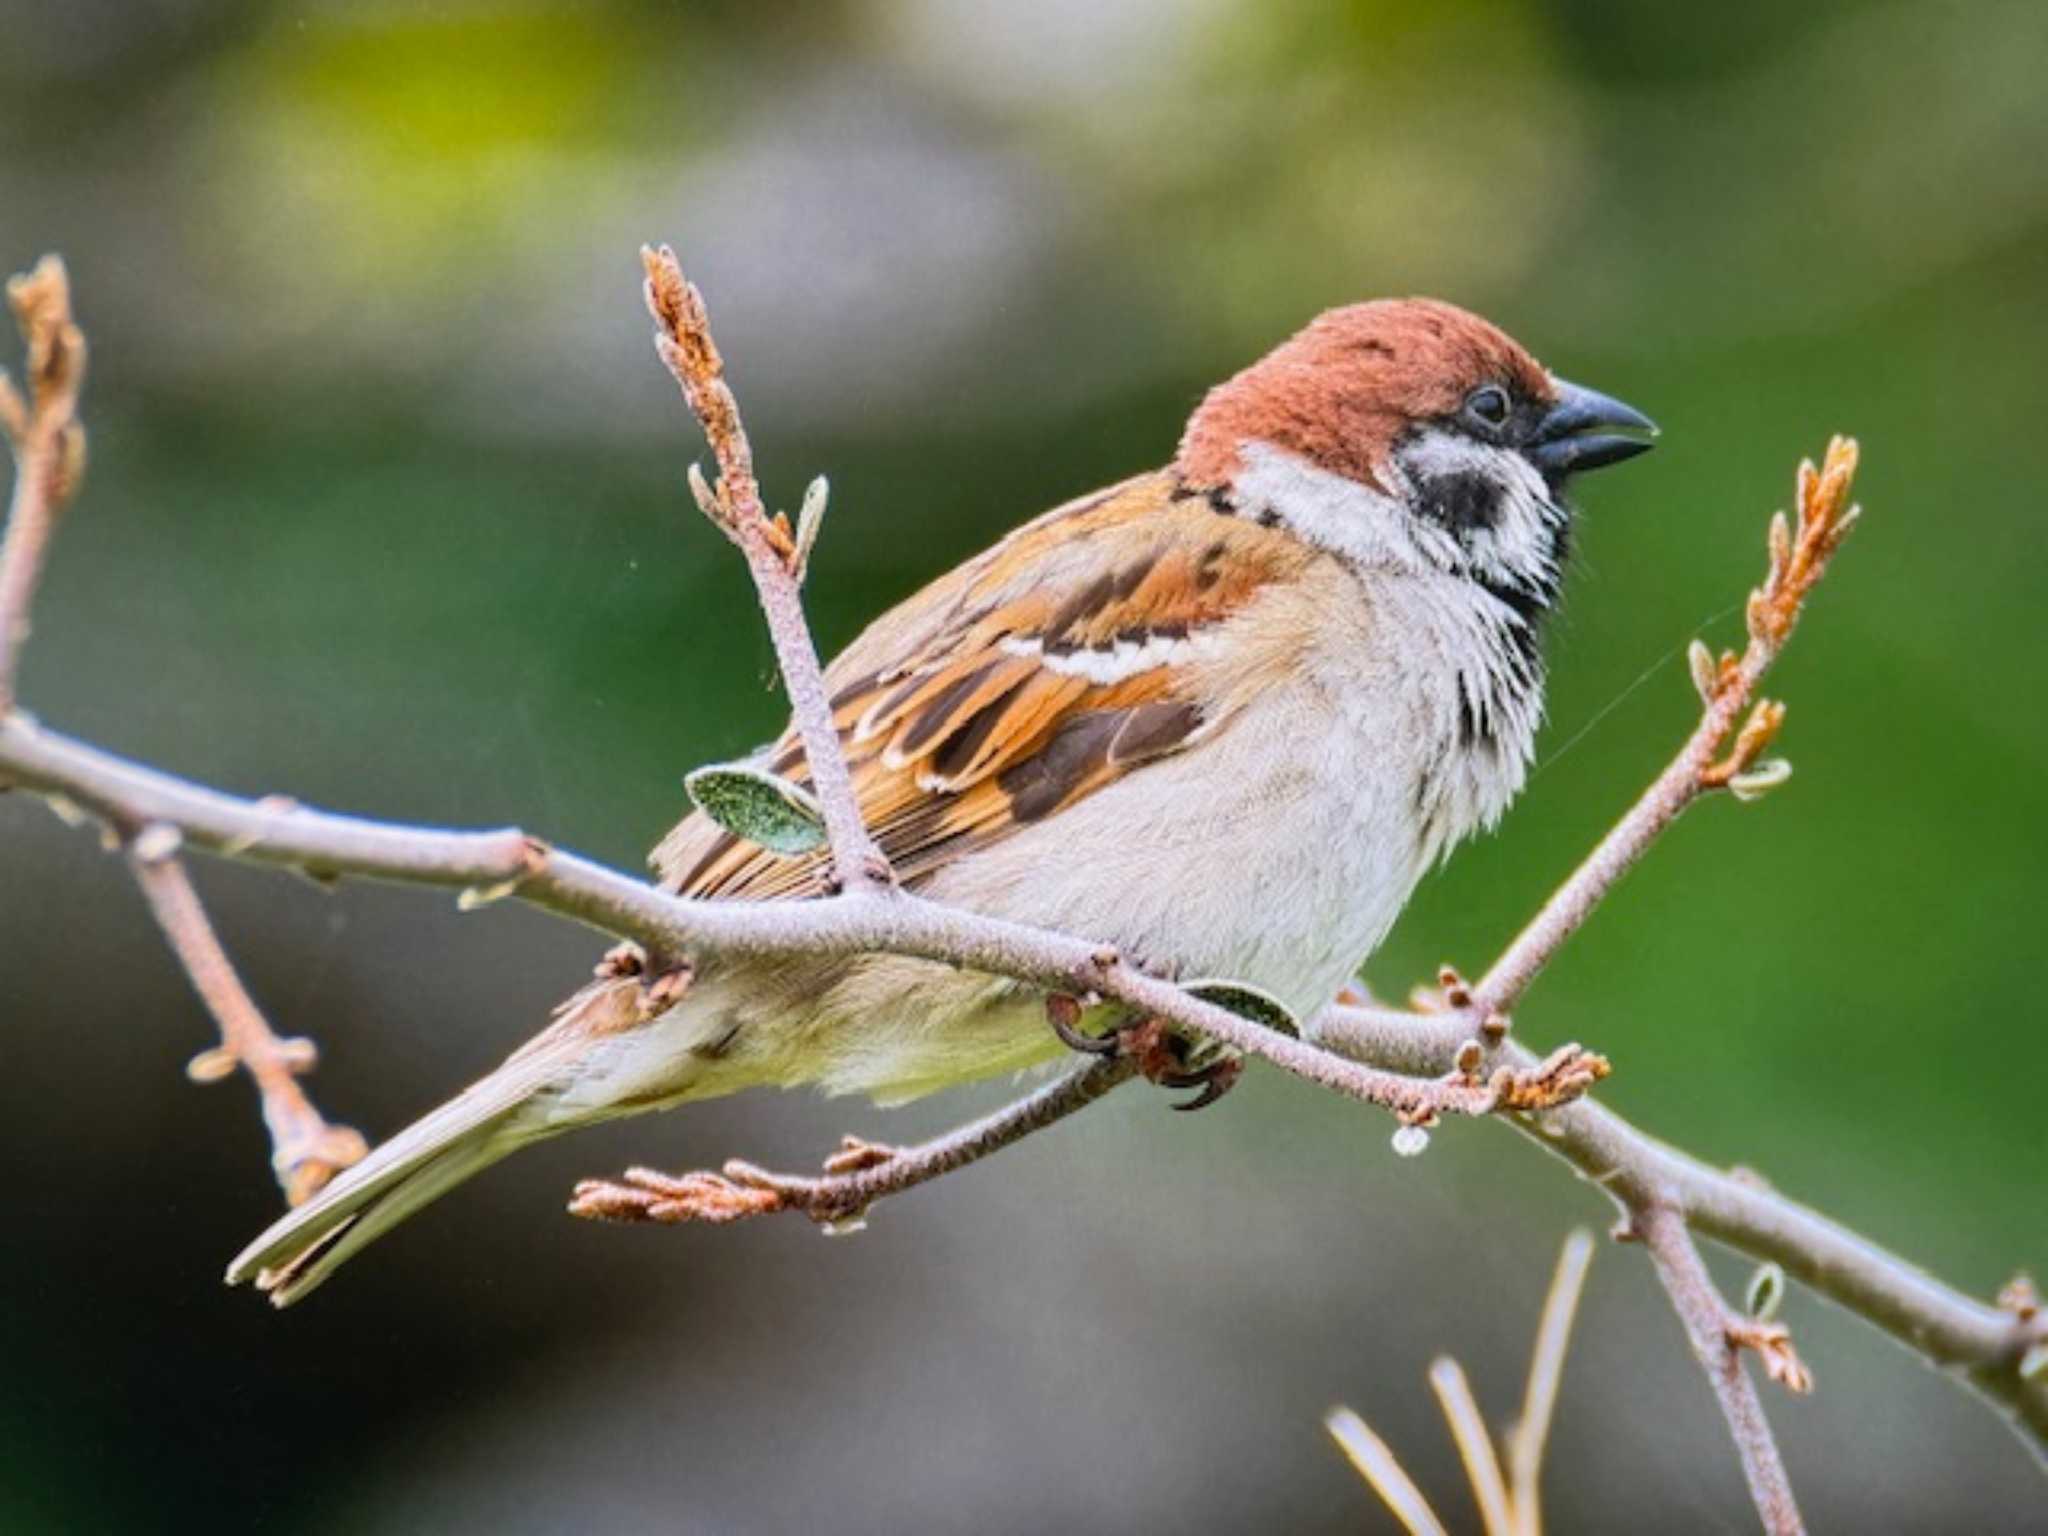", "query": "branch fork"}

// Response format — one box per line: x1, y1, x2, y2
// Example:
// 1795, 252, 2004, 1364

1329, 1228, 1598, 1535
126, 823, 367, 1204
642, 243, 889, 894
